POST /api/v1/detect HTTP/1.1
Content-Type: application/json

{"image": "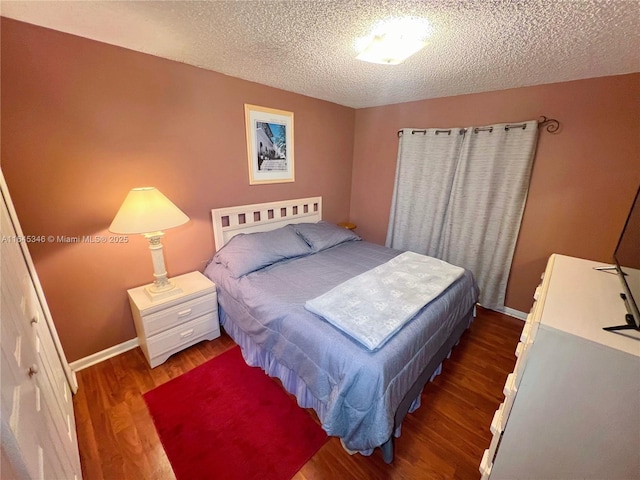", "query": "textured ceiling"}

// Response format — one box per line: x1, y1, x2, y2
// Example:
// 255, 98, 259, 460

1, 0, 639, 108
